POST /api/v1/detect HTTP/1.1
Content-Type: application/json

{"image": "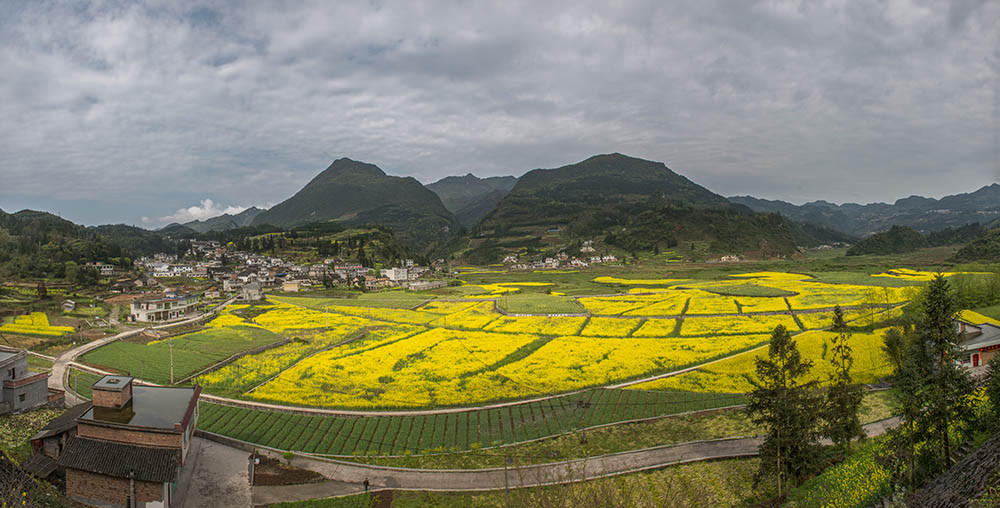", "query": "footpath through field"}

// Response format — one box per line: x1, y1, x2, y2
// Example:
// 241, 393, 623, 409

50, 297, 238, 405
249, 417, 901, 505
